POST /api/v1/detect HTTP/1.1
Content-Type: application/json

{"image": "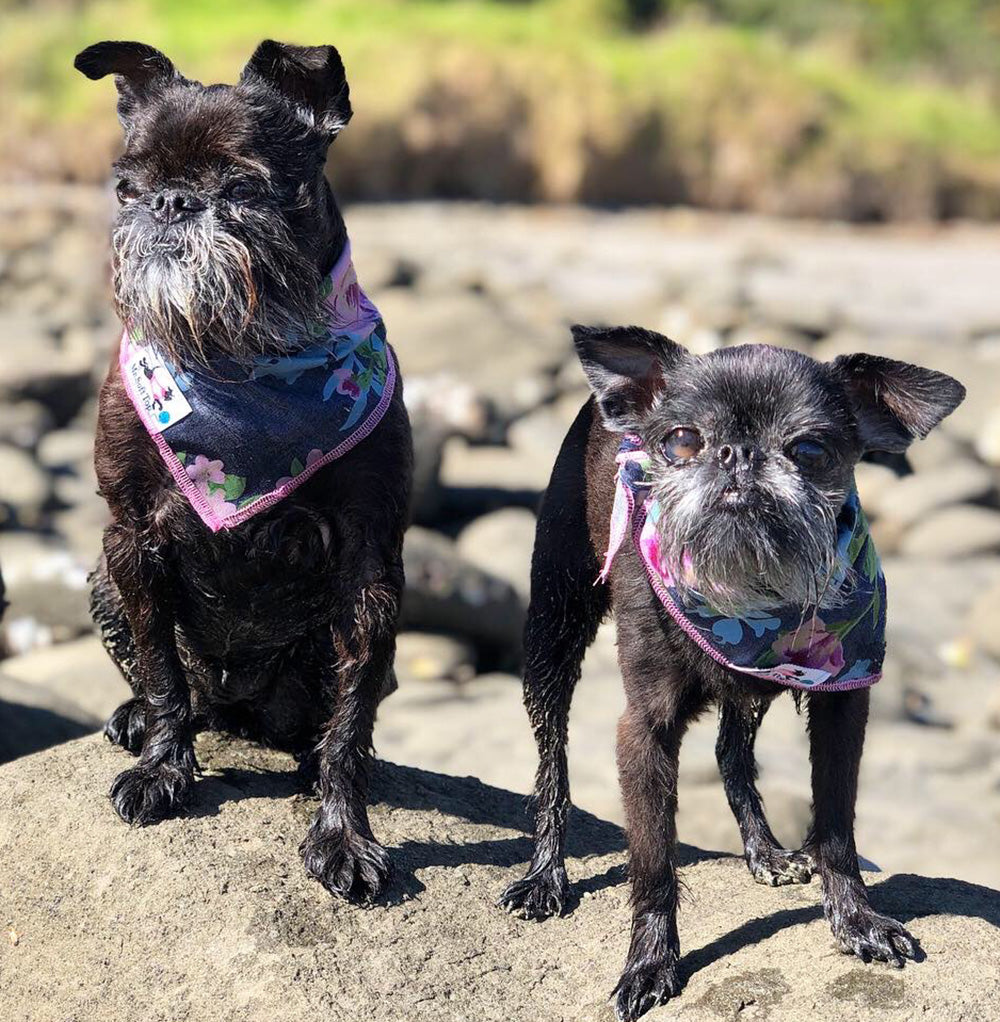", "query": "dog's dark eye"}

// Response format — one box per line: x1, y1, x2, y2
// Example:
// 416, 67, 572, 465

787, 438, 829, 470
224, 179, 262, 203
115, 178, 140, 204
662, 427, 703, 462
